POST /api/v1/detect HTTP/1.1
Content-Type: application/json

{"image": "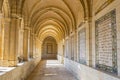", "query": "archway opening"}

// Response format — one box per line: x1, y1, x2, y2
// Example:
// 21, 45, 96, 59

42, 36, 57, 60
